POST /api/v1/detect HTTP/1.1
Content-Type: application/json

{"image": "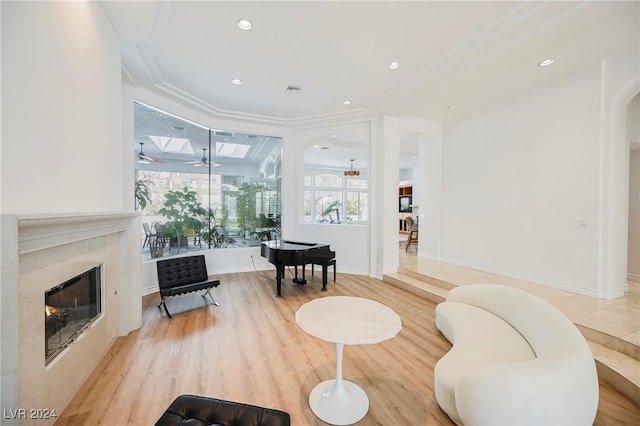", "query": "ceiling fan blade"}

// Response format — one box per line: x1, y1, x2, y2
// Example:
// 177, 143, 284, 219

136, 142, 163, 163
138, 154, 163, 163
187, 160, 220, 167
